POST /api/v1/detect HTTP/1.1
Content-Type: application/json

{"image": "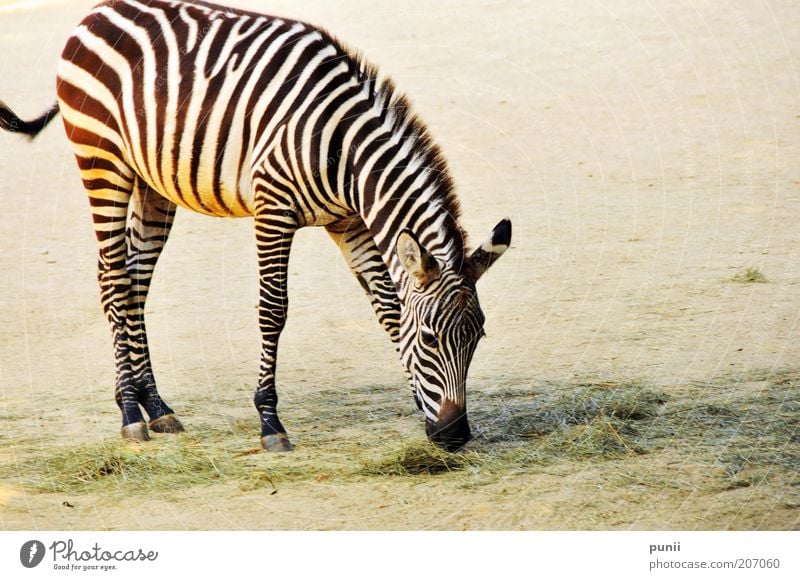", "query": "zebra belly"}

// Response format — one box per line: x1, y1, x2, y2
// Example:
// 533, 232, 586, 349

136, 151, 256, 218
